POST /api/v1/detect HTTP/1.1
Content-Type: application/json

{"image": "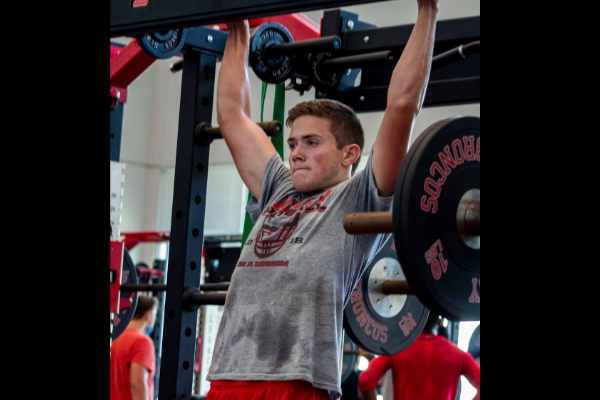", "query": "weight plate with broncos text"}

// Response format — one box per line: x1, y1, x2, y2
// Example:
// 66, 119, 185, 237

344, 236, 429, 355
111, 248, 139, 341
393, 116, 480, 321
